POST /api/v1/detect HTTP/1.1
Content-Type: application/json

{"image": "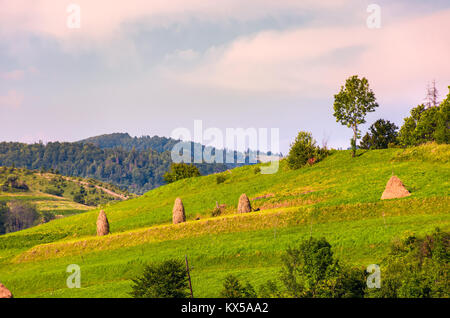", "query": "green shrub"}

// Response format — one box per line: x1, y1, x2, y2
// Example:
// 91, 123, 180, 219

367, 228, 449, 298
261, 237, 365, 298
84, 197, 99, 206
254, 166, 261, 174
44, 187, 64, 197
130, 259, 189, 298
216, 174, 226, 184
211, 206, 222, 217
219, 274, 257, 298
40, 210, 55, 223
258, 280, 282, 298
2, 175, 29, 192
73, 193, 85, 204
287, 131, 325, 169
163, 163, 201, 184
